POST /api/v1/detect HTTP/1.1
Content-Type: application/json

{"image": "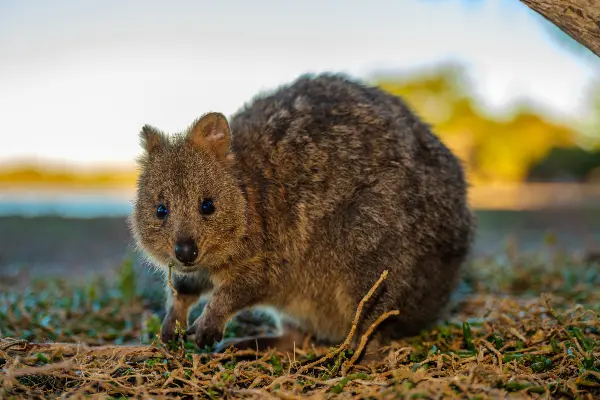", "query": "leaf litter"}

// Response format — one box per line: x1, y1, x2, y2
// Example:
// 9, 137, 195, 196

1, 246, 599, 399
